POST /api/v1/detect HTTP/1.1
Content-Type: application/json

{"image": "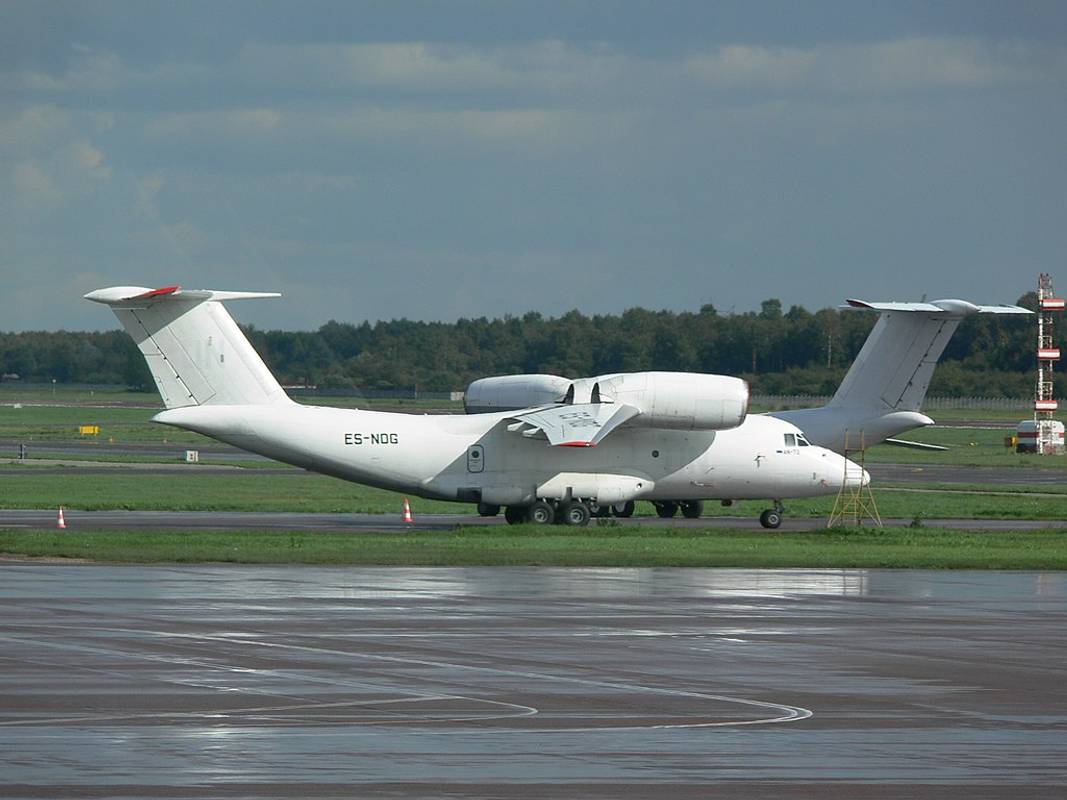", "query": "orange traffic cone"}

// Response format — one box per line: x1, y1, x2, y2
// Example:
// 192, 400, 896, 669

402, 498, 413, 524
57, 507, 66, 529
